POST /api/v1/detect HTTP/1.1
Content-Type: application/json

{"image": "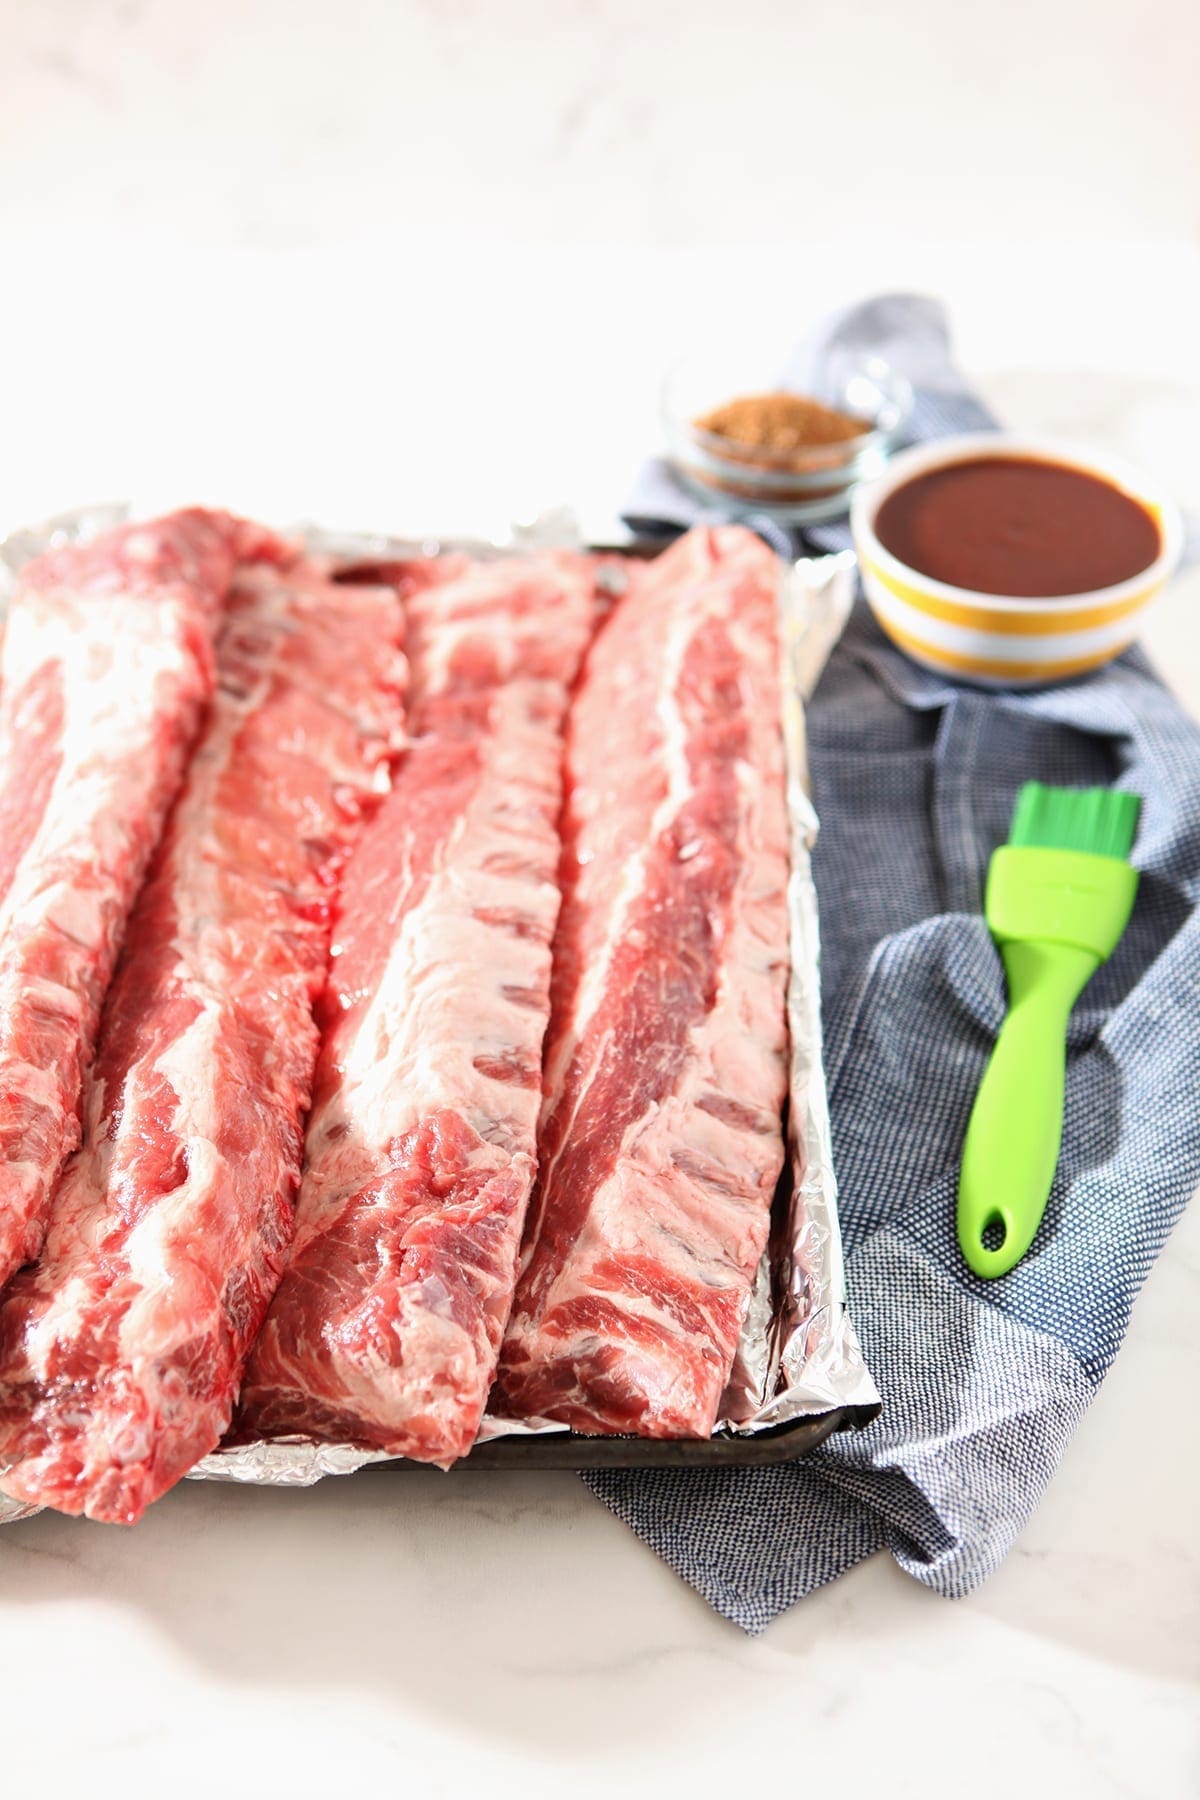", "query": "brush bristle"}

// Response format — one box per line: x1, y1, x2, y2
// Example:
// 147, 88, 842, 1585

1008, 782, 1141, 860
